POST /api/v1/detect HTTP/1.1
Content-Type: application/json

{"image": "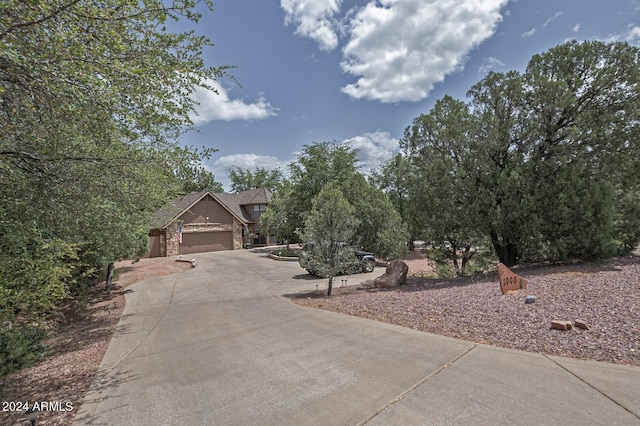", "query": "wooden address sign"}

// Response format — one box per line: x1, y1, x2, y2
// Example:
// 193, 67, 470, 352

497, 263, 527, 294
